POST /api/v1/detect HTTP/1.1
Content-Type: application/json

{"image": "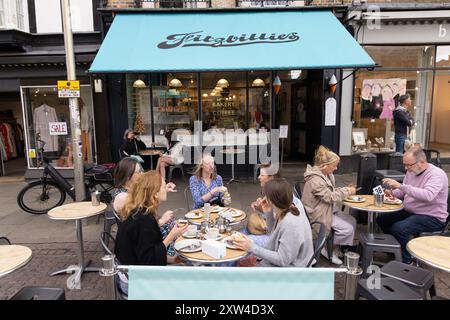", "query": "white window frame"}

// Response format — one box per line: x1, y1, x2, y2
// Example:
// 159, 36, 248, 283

0, 0, 6, 28
0, 0, 28, 32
